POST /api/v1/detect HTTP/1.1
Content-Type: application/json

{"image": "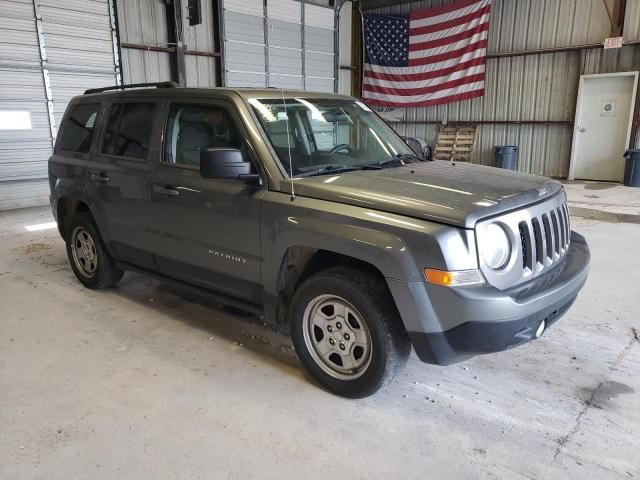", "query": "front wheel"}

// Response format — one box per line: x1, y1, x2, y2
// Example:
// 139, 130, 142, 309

289, 267, 410, 398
